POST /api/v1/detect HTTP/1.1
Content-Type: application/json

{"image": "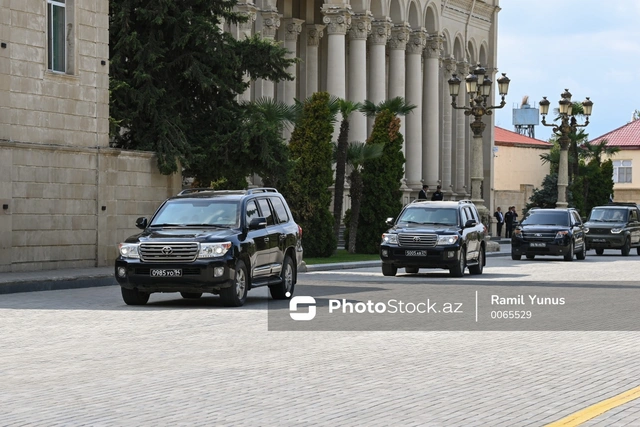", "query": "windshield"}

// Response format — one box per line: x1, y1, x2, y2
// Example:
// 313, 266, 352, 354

397, 207, 458, 226
522, 211, 569, 226
588, 208, 627, 222
150, 200, 240, 228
